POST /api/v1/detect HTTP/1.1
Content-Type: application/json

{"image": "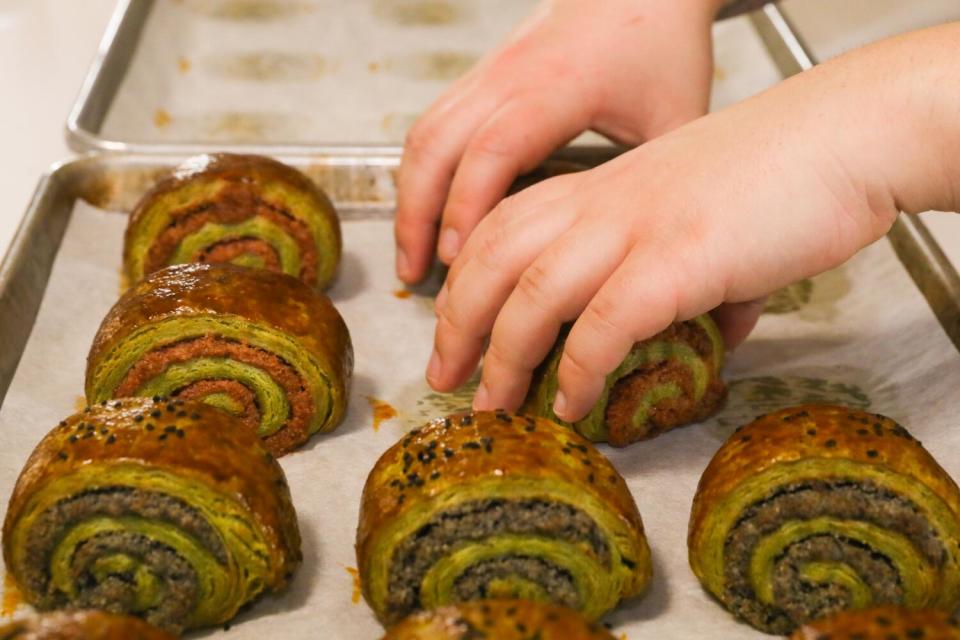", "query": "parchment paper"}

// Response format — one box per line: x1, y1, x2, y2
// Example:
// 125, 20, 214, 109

2, 201, 960, 639
100, 0, 784, 146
